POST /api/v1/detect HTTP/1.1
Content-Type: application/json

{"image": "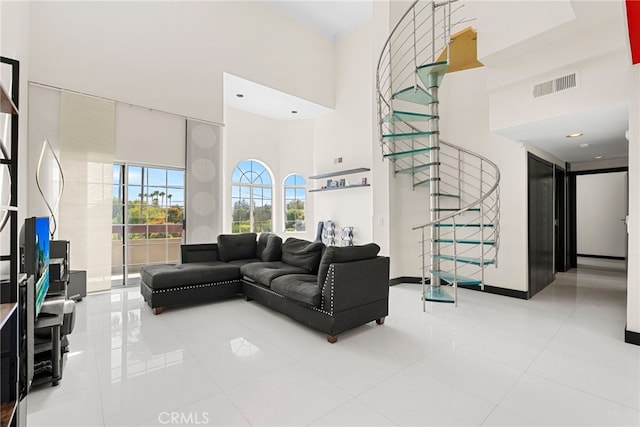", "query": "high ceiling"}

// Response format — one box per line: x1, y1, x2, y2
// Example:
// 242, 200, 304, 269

264, 0, 373, 39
